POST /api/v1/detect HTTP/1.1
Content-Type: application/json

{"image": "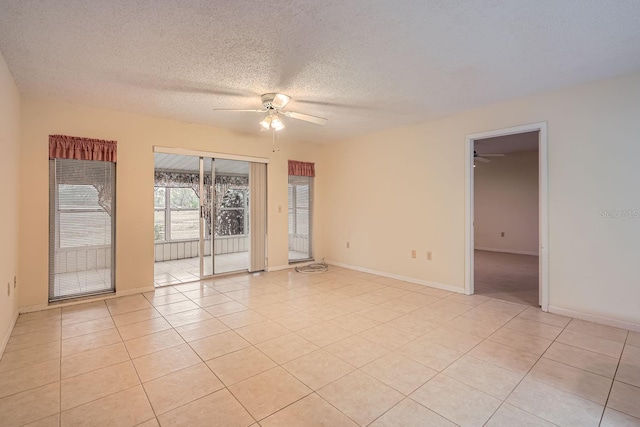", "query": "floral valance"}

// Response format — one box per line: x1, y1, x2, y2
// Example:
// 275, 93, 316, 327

154, 171, 203, 190
288, 160, 315, 177
49, 135, 117, 162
